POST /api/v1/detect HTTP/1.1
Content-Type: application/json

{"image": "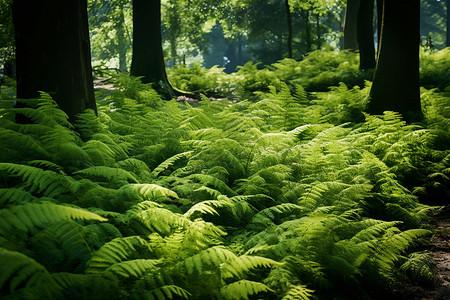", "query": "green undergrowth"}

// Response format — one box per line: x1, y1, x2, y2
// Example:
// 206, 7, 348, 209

0, 55, 449, 299
166, 48, 450, 101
